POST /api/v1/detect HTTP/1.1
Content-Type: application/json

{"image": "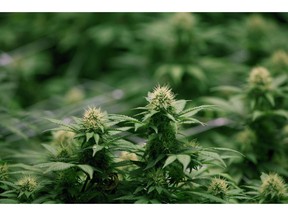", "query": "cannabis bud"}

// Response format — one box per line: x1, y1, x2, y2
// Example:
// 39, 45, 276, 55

53, 130, 75, 145
147, 85, 175, 111
246, 15, 270, 36
271, 50, 288, 70
17, 176, 38, 192
65, 87, 85, 104
0, 163, 8, 181
208, 178, 229, 199
171, 12, 195, 31
259, 173, 286, 202
82, 107, 107, 131
248, 67, 272, 90
236, 128, 256, 152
